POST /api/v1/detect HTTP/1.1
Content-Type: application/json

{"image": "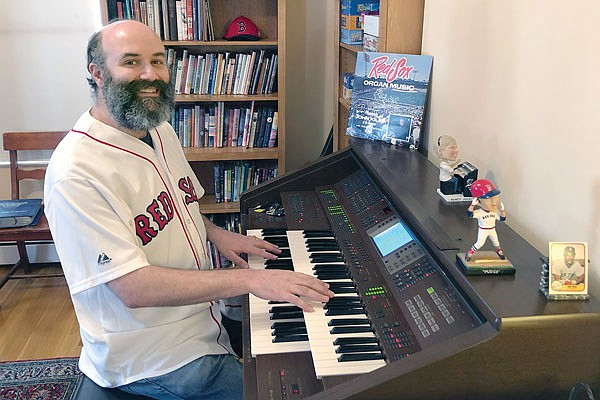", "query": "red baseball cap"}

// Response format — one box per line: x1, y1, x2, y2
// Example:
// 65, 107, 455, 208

224, 16, 261, 41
